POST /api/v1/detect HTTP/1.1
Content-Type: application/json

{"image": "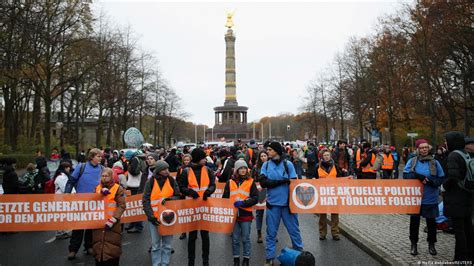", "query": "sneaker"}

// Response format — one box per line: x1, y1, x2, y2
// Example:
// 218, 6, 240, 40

179, 233, 187, 240
67, 251, 76, 260
333, 235, 340, 241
